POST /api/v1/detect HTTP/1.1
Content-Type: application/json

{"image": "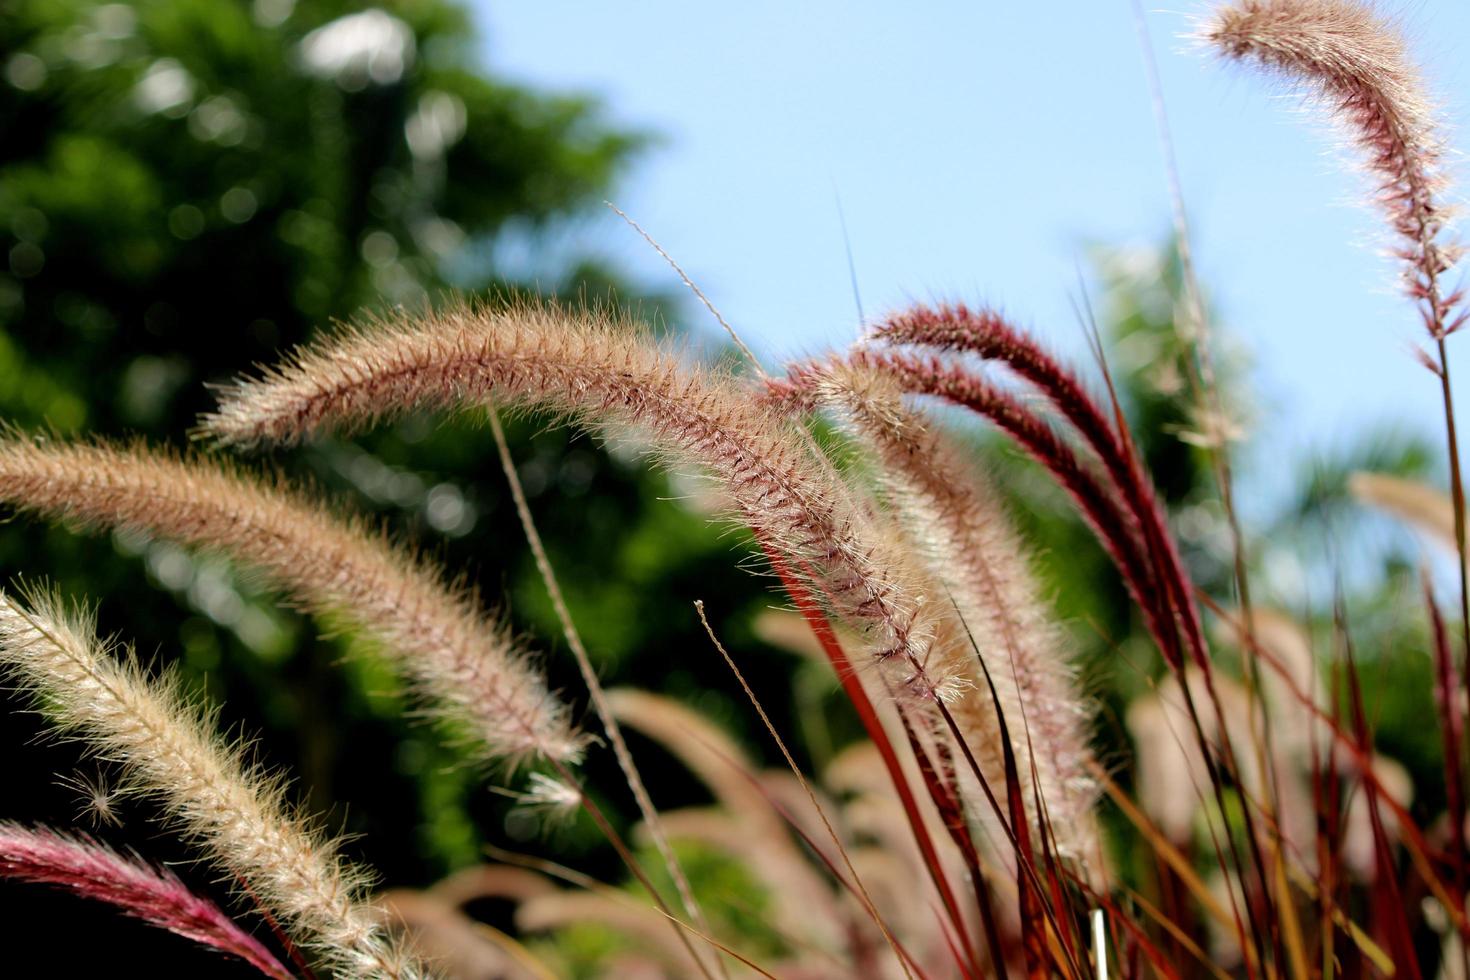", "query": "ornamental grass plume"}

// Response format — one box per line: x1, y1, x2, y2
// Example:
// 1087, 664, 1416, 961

1202, 0, 1464, 336
0, 435, 582, 768
0, 588, 426, 979
198, 299, 1040, 973
199, 299, 976, 714
761, 357, 1098, 862
0, 822, 292, 979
